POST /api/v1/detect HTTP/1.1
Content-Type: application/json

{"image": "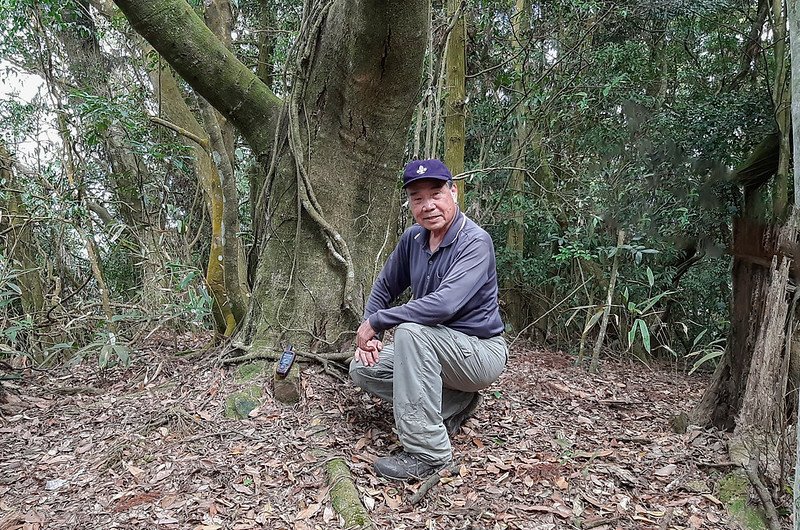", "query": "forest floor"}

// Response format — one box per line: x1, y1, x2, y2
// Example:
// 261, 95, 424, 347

0, 333, 752, 530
